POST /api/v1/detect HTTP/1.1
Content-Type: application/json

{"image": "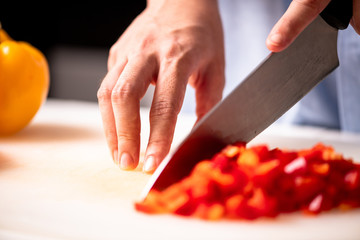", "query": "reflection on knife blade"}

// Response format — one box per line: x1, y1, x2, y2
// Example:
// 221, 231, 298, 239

141, 0, 352, 199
